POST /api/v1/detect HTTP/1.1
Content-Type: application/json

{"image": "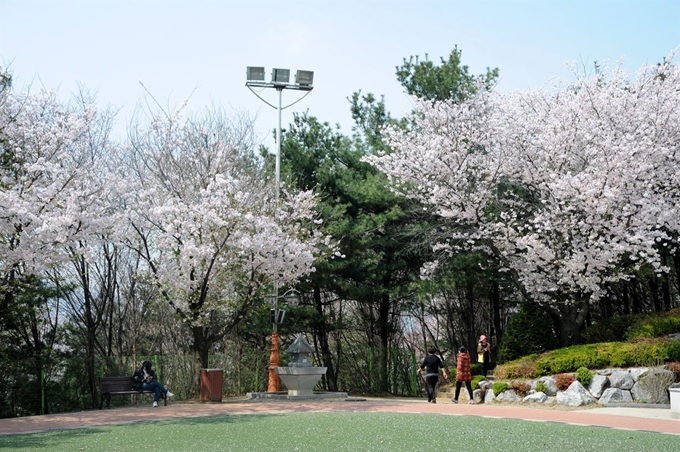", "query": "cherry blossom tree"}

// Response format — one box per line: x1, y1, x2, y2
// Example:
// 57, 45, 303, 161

0, 70, 123, 409
367, 51, 680, 345
121, 103, 331, 370
0, 73, 119, 312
